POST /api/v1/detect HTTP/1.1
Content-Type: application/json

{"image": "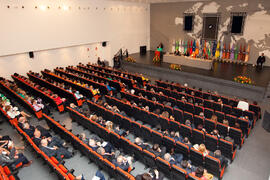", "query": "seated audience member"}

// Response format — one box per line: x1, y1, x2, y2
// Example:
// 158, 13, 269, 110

79, 133, 89, 145
39, 139, 73, 161
112, 155, 132, 171
22, 123, 35, 137
136, 168, 164, 180
97, 147, 115, 162
223, 119, 229, 126
134, 137, 149, 149
211, 129, 221, 138
209, 150, 228, 167
237, 99, 249, 111
170, 131, 182, 142
148, 144, 166, 157
185, 120, 195, 128
164, 153, 183, 166
180, 160, 196, 174
0, 144, 32, 169
183, 137, 192, 148
199, 144, 209, 157
114, 125, 129, 136
191, 166, 208, 180
210, 115, 218, 123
